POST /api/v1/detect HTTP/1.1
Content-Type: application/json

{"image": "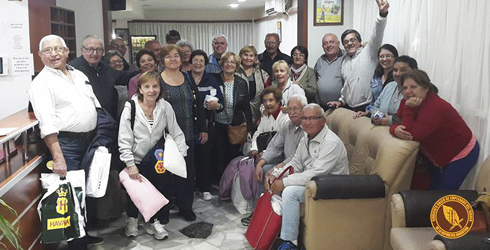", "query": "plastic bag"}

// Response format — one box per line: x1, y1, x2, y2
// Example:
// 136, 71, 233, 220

86, 146, 111, 198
